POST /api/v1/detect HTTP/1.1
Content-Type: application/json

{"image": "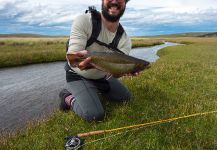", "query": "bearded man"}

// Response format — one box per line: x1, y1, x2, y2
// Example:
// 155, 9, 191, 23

59, 0, 133, 121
